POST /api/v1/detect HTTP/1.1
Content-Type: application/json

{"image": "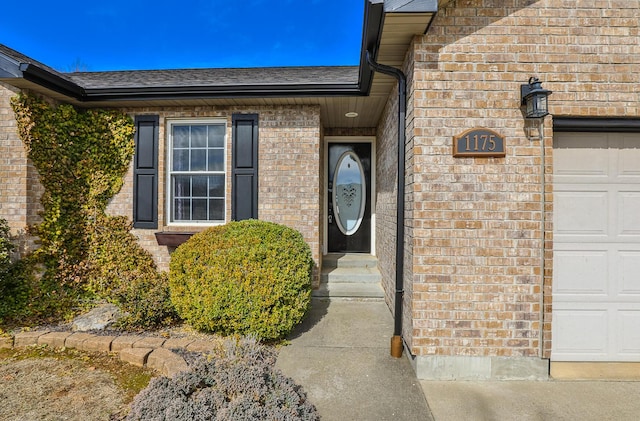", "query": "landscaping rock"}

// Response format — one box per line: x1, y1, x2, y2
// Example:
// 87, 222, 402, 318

120, 347, 153, 367
83, 335, 117, 353
65, 332, 96, 349
71, 304, 123, 331
37, 332, 72, 348
134, 337, 165, 349
14, 331, 49, 347
147, 348, 189, 376
111, 335, 144, 353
